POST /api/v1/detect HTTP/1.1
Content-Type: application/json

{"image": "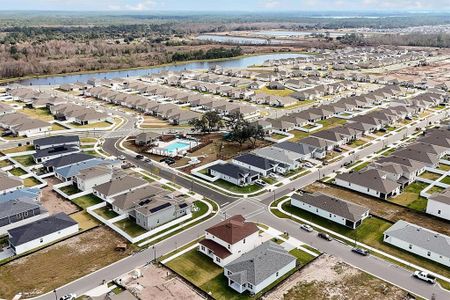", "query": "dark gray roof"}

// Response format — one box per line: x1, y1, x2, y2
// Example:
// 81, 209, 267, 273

291, 192, 369, 222
0, 198, 41, 219
273, 141, 316, 155
384, 220, 450, 258
209, 163, 258, 179
33, 146, 79, 159
233, 153, 278, 171
93, 175, 148, 197
43, 153, 95, 169
33, 135, 79, 148
336, 169, 401, 194
429, 188, 450, 205
8, 213, 78, 246
225, 241, 296, 286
